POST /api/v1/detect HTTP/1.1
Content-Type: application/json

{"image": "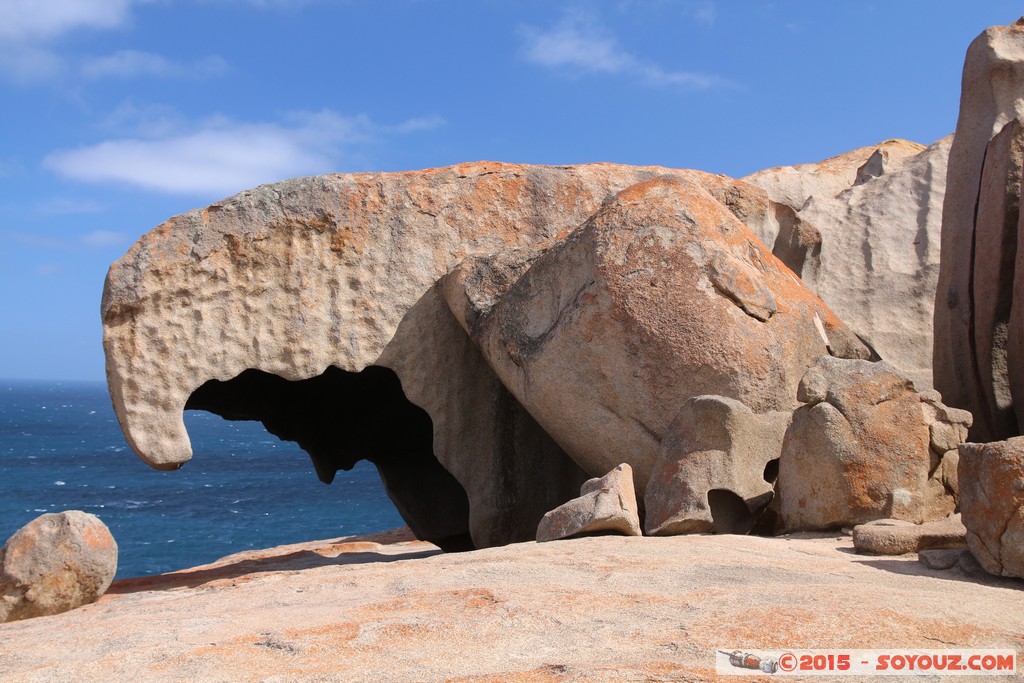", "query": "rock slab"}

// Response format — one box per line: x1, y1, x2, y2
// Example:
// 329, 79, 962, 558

0, 511, 117, 623
959, 437, 1024, 578
0, 530, 1020, 682
536, 464, 641, 542
852, 515, 967, 555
